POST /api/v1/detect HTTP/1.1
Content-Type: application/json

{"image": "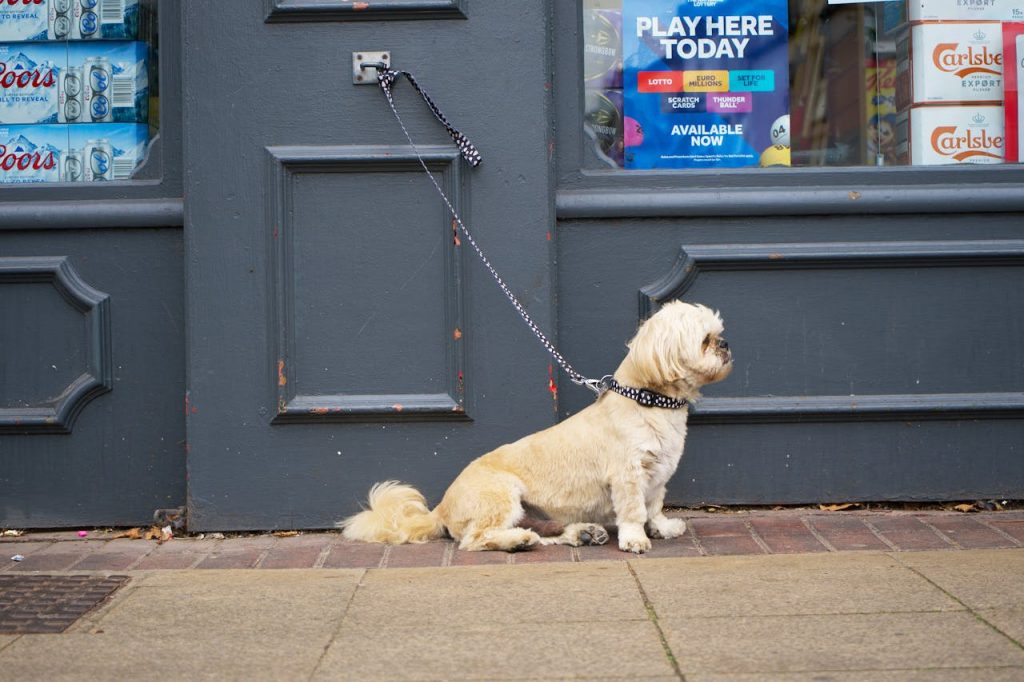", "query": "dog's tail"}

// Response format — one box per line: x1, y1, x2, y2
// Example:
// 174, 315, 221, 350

337, 481, 445, 544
